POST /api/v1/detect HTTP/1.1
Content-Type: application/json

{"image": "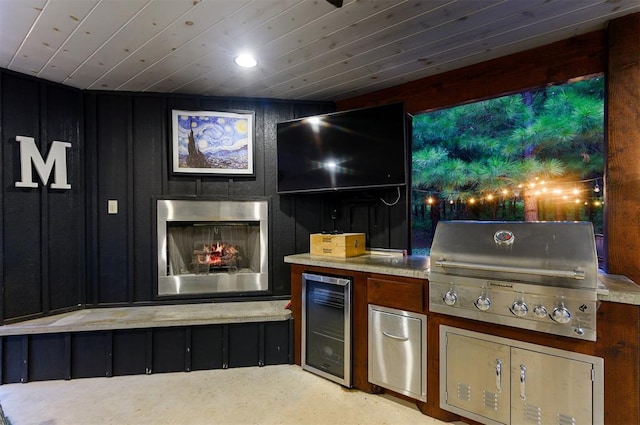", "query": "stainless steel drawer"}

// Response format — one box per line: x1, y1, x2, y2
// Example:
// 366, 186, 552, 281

368, 304, 427, 401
